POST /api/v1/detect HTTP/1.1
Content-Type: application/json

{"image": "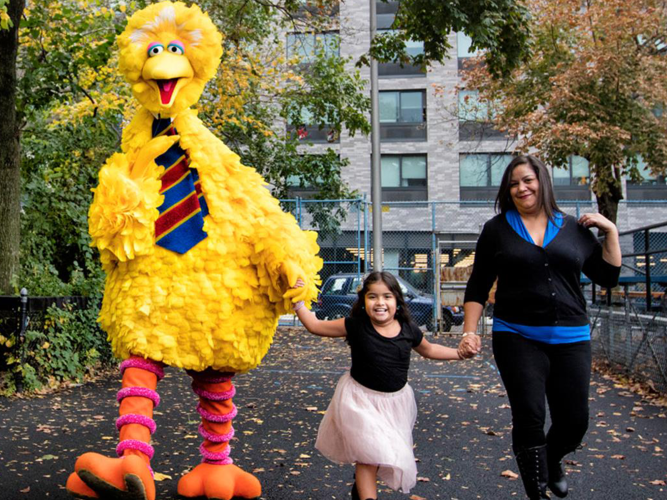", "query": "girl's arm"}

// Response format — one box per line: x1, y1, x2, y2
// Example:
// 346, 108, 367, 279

294, 302, 347, 337
413, 336, 474, 360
